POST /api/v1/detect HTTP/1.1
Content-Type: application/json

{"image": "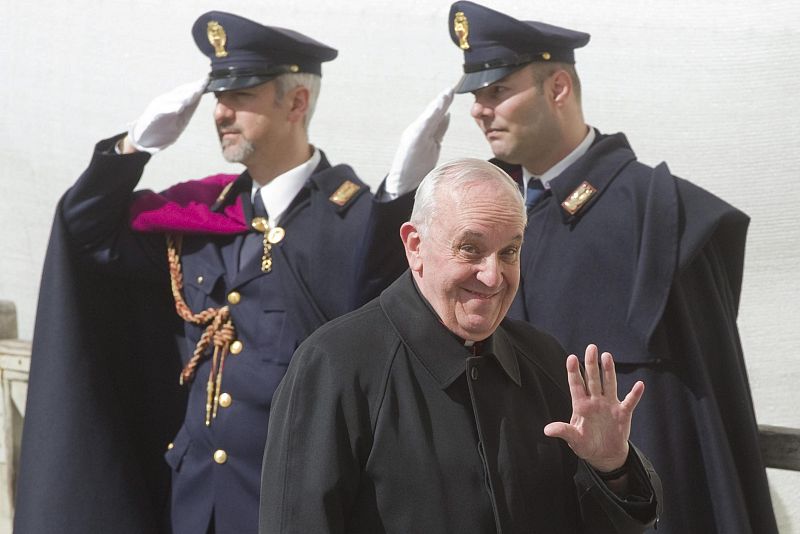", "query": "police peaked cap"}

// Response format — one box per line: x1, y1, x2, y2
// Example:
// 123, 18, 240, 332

449, 1, 590, 93
193, 11, 338, 93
